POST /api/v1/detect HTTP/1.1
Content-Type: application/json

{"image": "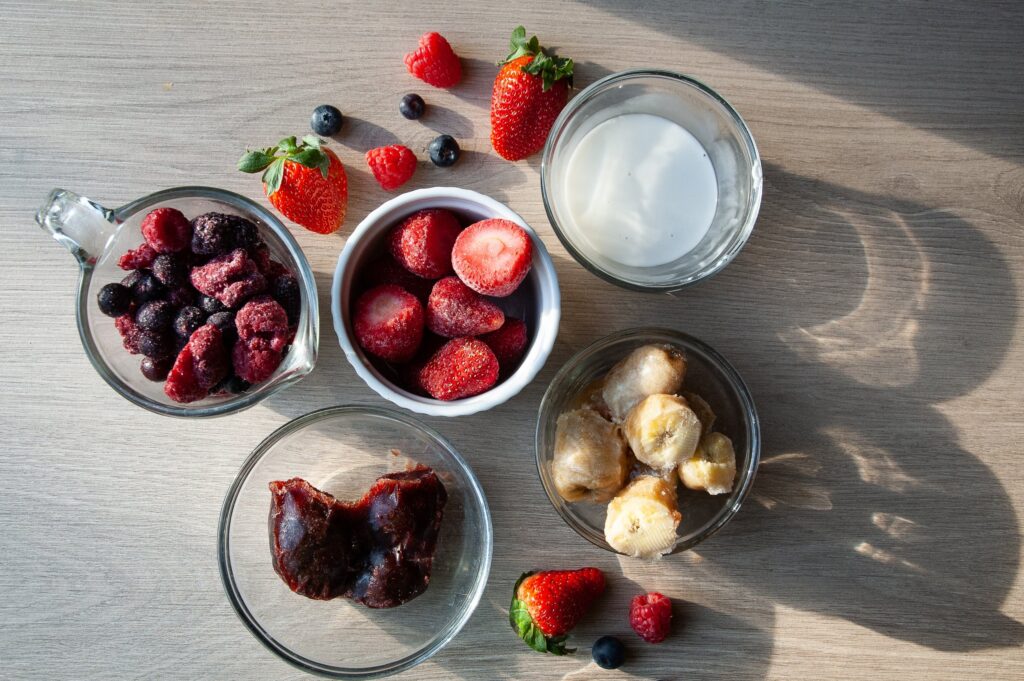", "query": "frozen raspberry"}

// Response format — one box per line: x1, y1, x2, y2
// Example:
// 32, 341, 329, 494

353, 285, 424, 363
138, 329, 173, 359
388, 209, 462, 279
451, 219, 533, 297
232, 338, 282, 384
140, 356, 171, 382
419, 337, 499, 401
629, 592, 672, 644
151, 253, 186, 287
141, 207, 192, 253
117, 243, 157, 270
135, 299, 174, 331
173, 306, 206, 338
269, 274, 301, 325
480, 318, 528, 370
115, 313, 143, 354
366, 145, 417, 191
235, 296, 290, 353
361, 255, 434, 302
404, 32, 462, 88
189, 248, 267, 308
190, 212, 241, 256
426, 276, 504, 337
164, 324, 230, 403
